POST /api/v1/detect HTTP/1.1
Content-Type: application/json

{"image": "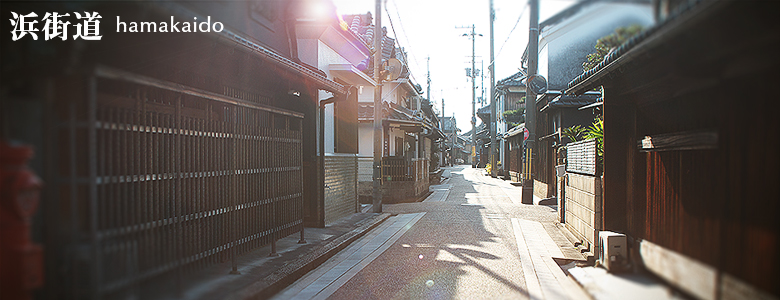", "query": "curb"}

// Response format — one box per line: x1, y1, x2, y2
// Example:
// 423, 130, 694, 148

226, 213, 393, 300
